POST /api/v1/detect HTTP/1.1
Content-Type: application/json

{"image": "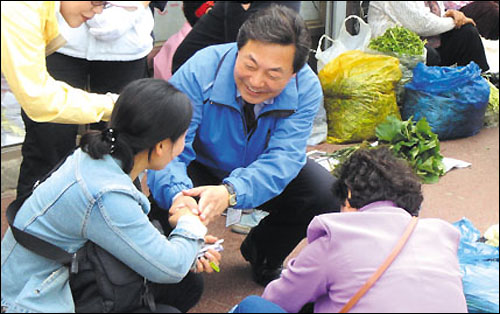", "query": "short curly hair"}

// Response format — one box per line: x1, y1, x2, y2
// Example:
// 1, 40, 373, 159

331, 146, 423, 216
